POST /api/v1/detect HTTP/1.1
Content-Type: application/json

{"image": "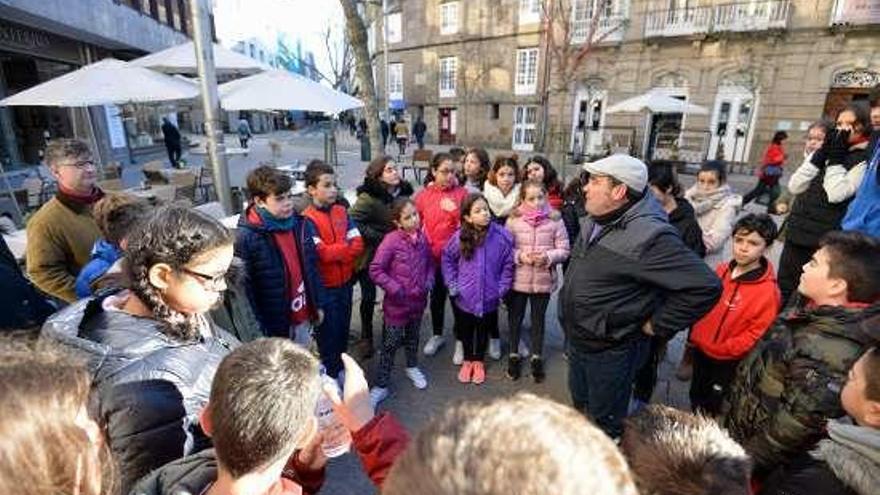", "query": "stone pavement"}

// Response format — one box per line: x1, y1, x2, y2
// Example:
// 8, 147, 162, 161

119, 130, 778, 494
